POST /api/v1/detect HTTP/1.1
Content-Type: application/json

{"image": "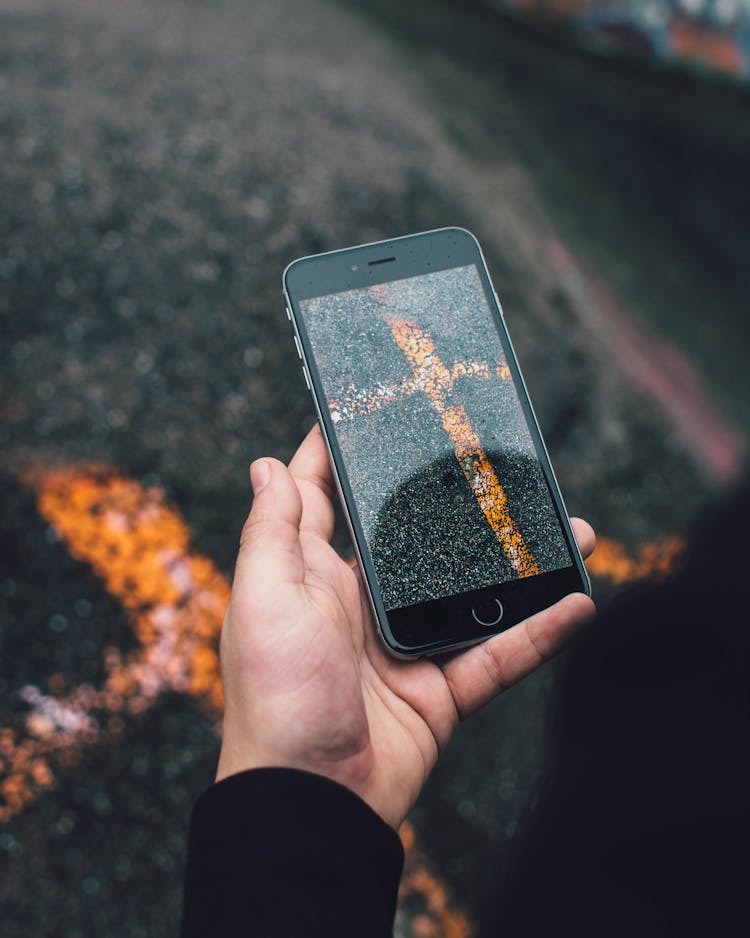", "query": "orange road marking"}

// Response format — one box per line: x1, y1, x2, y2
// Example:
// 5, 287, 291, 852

387, 318, 539, 578
0, 466, 228, 823
34, 466, 228, 712
586, 536, 684, 584
399, 820, 472, 938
